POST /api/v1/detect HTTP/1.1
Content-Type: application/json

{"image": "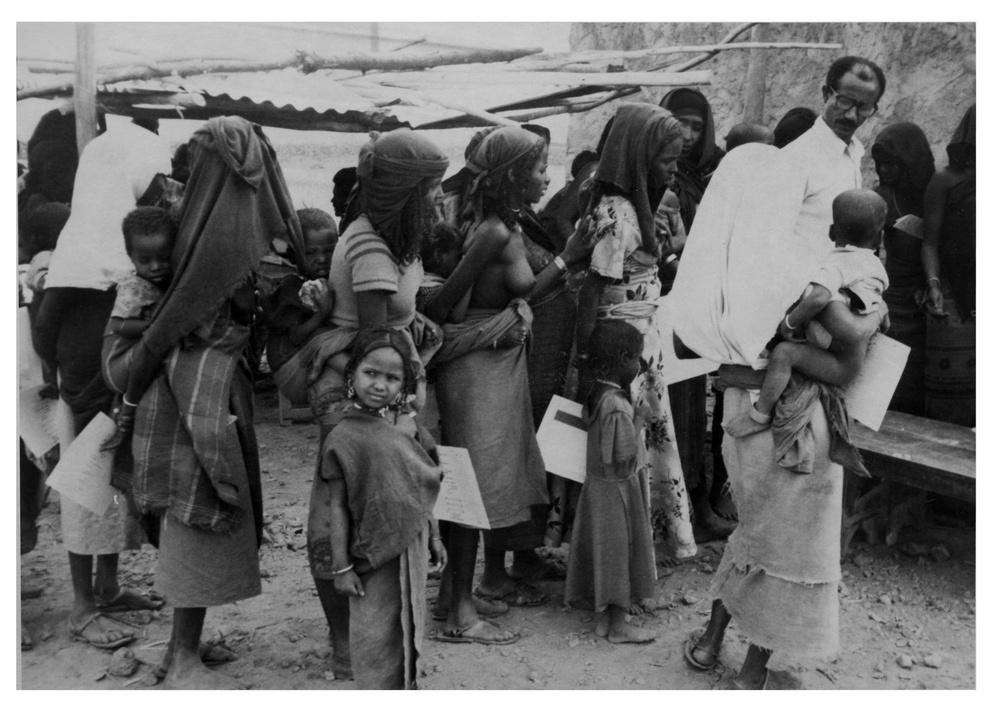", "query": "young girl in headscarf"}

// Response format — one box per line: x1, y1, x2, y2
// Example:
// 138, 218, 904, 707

307, 328, 445, 689
574, 102, 697, 564
871, 122, 936, 416
305, 128, 449, 677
